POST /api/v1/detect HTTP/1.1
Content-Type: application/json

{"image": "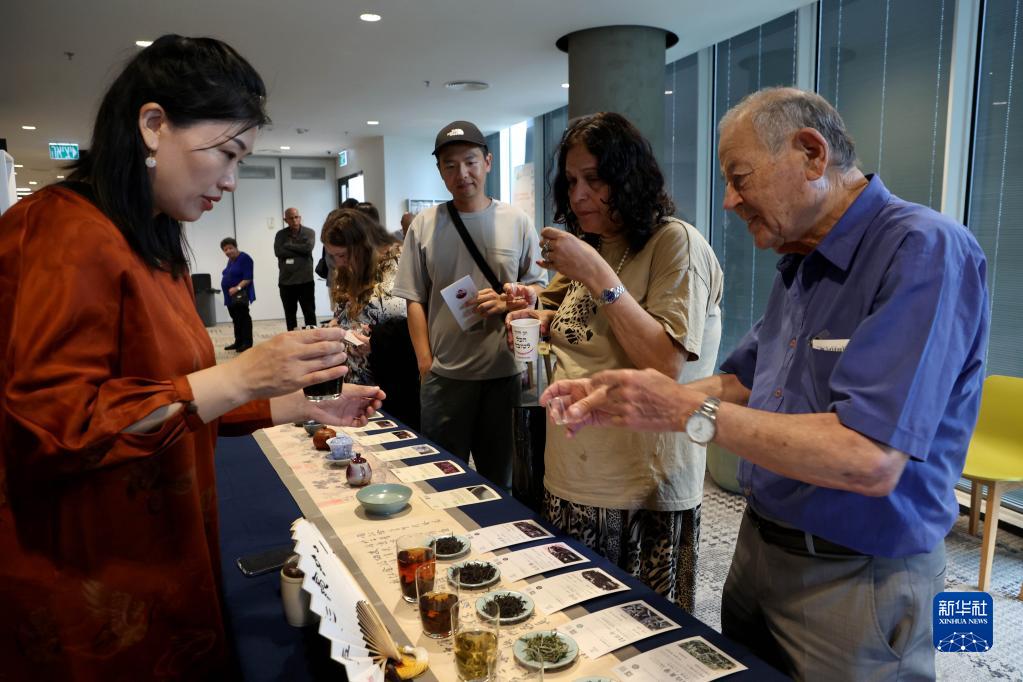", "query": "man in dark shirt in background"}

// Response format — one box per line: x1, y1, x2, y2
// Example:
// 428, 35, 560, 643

275, 206, 317, 330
